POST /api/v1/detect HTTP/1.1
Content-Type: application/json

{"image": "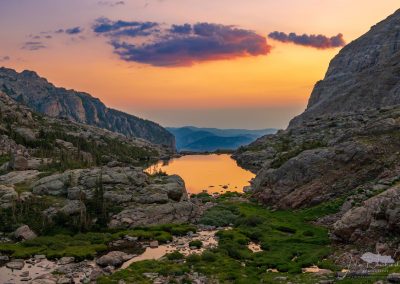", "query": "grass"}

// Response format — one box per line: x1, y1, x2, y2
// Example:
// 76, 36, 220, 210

99, 200, 344, 283
0, 233, 110, 261
0, 223, 196, 260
